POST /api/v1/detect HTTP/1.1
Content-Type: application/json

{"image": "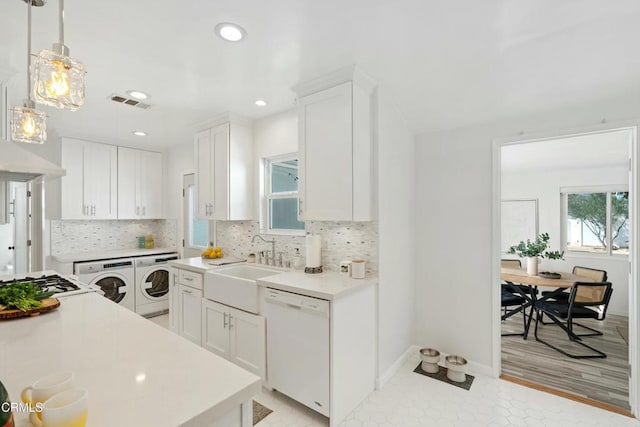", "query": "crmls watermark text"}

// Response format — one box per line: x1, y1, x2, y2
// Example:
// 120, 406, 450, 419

1, 402, 44, 413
